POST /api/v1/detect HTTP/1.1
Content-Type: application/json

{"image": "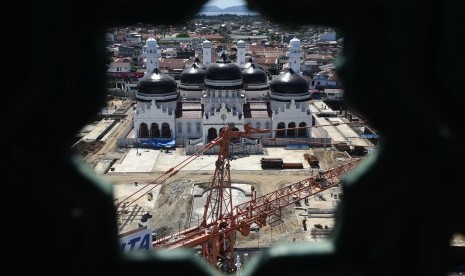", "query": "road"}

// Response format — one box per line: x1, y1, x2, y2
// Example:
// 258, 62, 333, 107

85, 102, 134, 168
